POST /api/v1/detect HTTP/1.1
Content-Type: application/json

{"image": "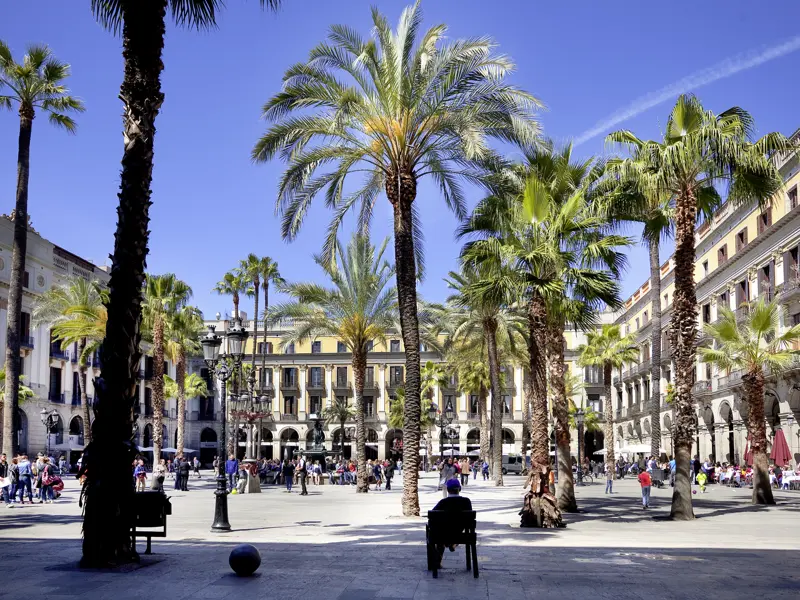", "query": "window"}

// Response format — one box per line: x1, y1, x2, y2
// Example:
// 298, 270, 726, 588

390, 366, 404, 386
736, 279, 749, 307
309, 396, 322, 415
284, 342, 295, 355
784, 246, 800, 285
390, 339, 400, 353
735, 227, 748, 252
665, 368, 671, 383
702, 260, 709, 278
363, 396, 374, 417
366, 340, 374, 352
635, 318, 640, 330
365, 366, 374, 386
22, 271, 30, 289
259, 367, 273, 387
718, 244, 728, 266
144, 387, 153, 415
283, 368, 297, 387
719, 291, 729, 310
643, 311, 649, 324
758, 263, 773, 299
283, 395, 296, 415
336, 366, 348, 387
757, 208, 772, 234
501, 395, 511, 414
309, 367, 323, 387
641, 344, 650, 362
20, 311, 31, 339
337, 341, 347, 353
257, 341, 273, 354
311, 341, 321, 354
663, 293, 668, 309
789, 186, 798, 210
702, 303, 711, 324
49, 366, 62, 401
469, 395, 479, 416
